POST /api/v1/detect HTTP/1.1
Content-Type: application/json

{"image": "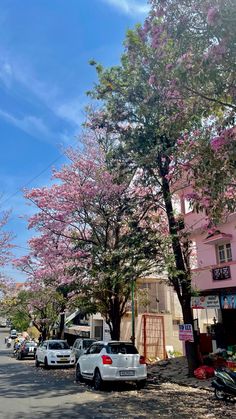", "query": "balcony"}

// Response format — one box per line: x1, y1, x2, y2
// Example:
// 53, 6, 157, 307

192, 261, 236, 291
